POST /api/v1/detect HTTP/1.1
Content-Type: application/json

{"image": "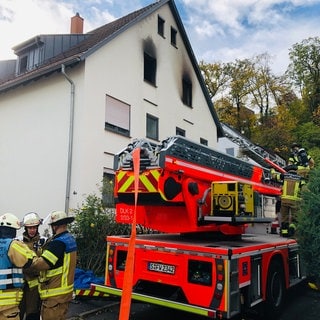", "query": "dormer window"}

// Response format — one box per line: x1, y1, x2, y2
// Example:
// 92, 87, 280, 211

19, 56, 28, 74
